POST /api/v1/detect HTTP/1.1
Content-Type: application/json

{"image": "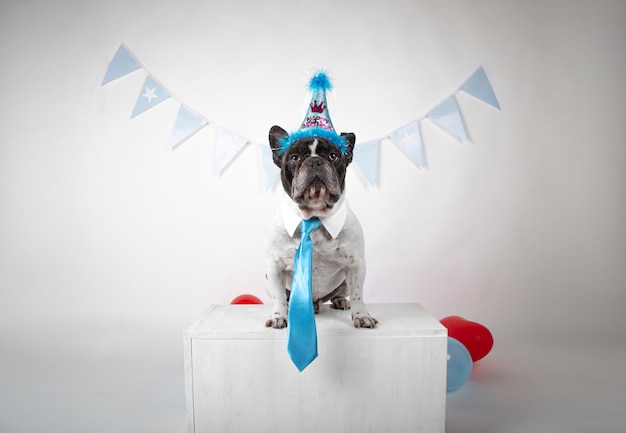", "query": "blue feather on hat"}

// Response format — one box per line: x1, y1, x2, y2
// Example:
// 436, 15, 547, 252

308, 70, 333, 92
